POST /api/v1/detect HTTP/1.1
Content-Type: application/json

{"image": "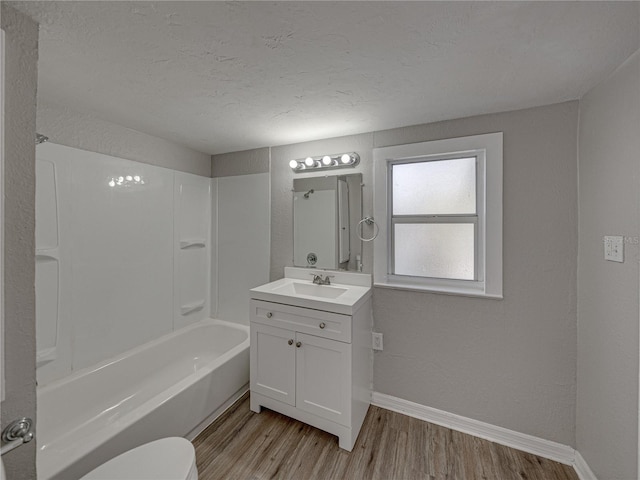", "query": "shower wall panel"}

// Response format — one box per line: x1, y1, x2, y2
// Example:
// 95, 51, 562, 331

35, 143, 211, 386
35, 156, 73, 386
216, 173, 270, 324
174, 172, 211, 329
70, 149, 174, 372
35, 159, 60, 361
